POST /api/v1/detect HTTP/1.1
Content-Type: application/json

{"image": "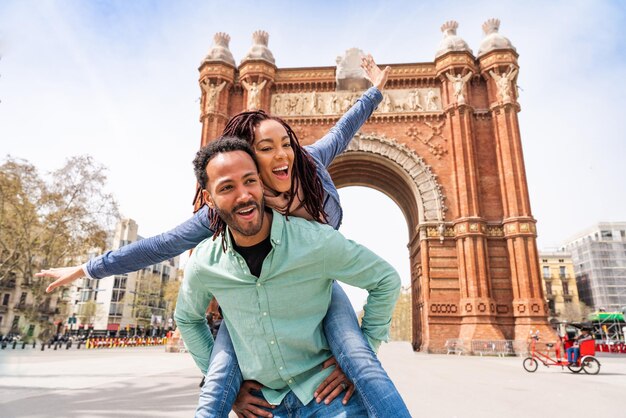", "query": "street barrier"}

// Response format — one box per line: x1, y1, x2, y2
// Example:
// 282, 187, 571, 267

444, 339, 466, 355
84, 337, 168, 349
471, 340, 516, 356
